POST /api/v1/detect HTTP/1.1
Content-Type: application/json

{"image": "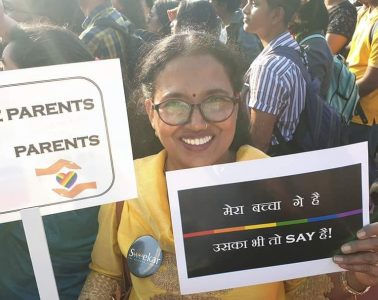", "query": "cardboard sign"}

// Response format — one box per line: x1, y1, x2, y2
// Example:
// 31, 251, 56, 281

0, 59, 137, 223
167, 143, 370, 294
